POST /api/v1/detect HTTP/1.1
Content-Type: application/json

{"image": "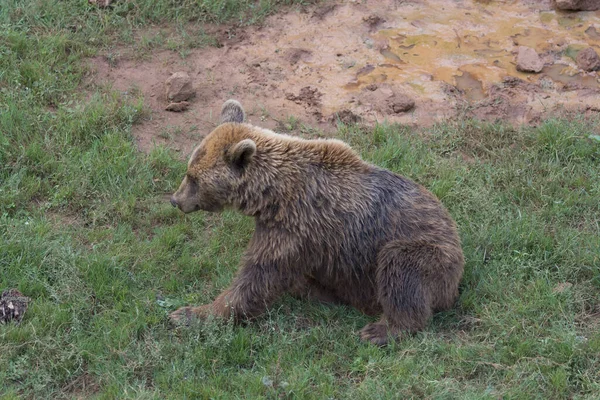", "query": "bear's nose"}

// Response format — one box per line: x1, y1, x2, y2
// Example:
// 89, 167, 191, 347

170, 197, 178, 208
